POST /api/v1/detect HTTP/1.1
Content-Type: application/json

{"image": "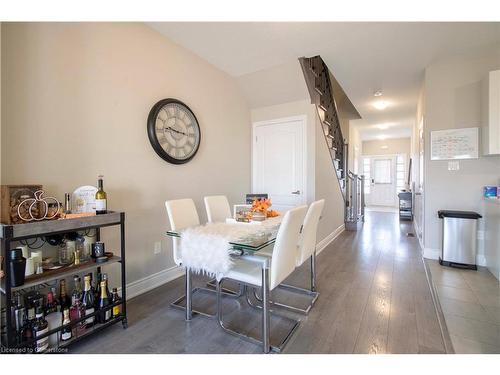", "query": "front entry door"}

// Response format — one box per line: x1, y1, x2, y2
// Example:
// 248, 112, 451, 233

370, 156, 396, 206
252, 116, 306, 212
